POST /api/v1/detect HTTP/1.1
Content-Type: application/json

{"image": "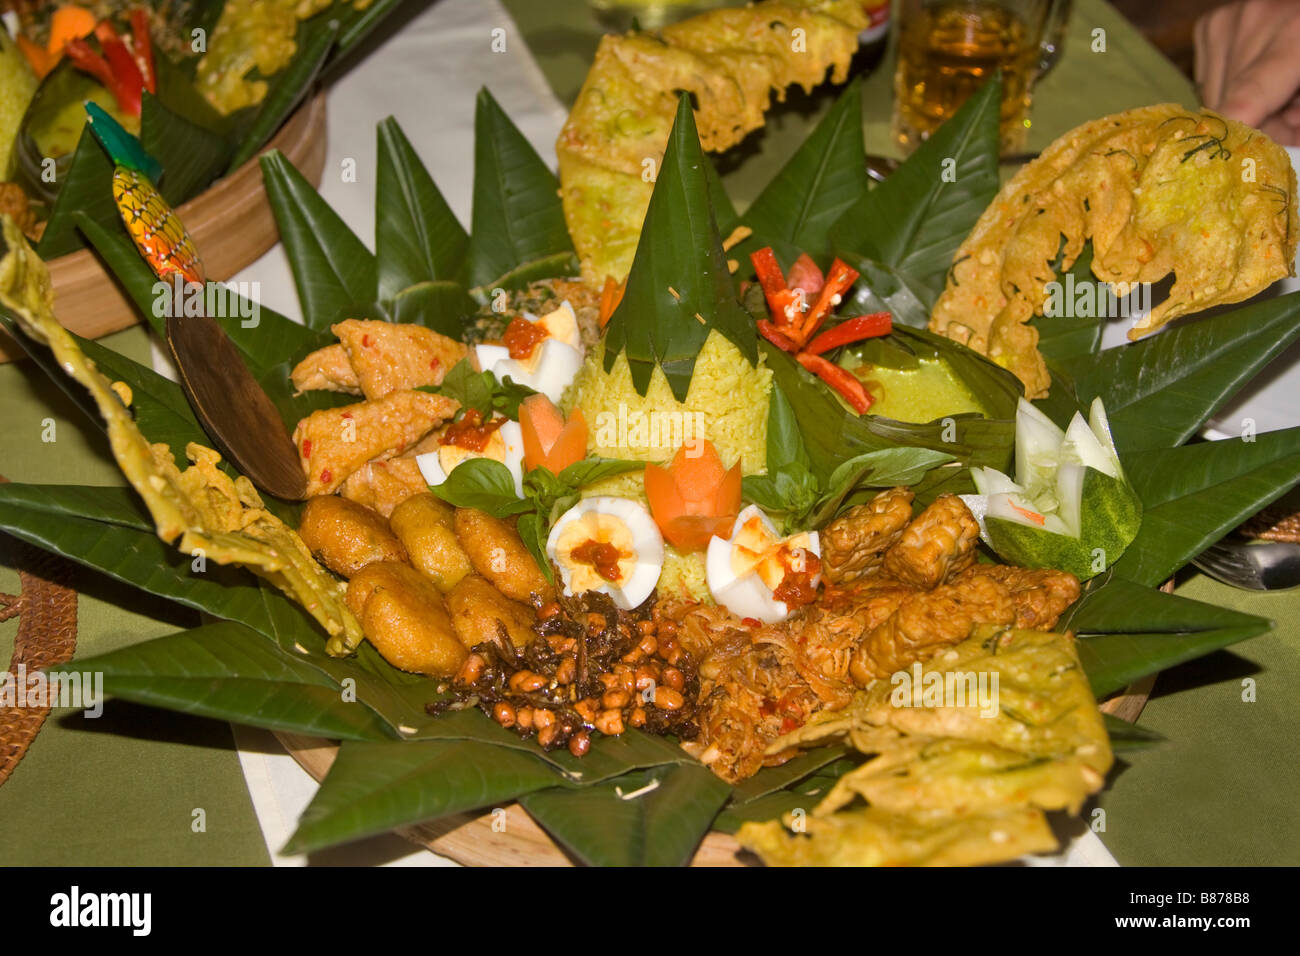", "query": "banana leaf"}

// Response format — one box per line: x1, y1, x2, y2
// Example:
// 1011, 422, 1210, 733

1028, 243, 1104, 363
713, 759, 857, 834
601, 94, 758, 400
261, 149, 378, 330
828, 76, 1002, 318
57, 621, 393, 742
33, 121, 120, 259
283, 737, 566, 856
140, 91, 233, 207
1053, 291, 1300, 453
382, 281, 475, 340
0, 485, 280, 635
519, 763, 733, 866
376, 117, 469, 297
763, 329, 1019, 496
464, 88, 575, 291
727, 745, 847, 804
1062, 576, 1273, 699
734, 77, 866, 267
1112, 427, 1300, 587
